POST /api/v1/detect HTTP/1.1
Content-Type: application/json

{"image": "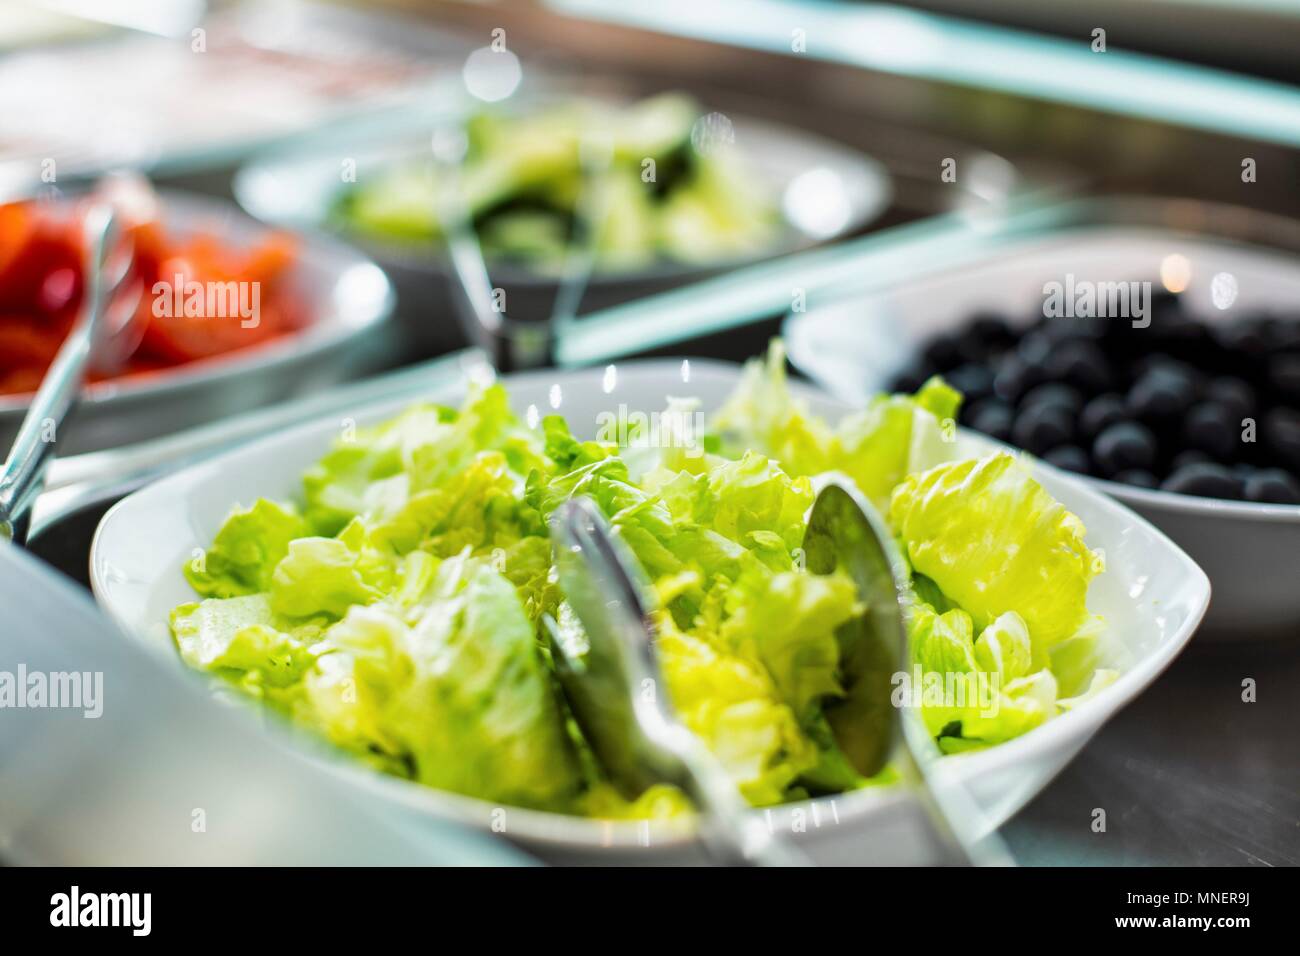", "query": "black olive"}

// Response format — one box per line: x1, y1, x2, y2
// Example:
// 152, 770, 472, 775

1161, 462, 1245, 500
970, 401, 1014, 443
967, 312, 1016, 348
944, 363, 996, 403
1044, 338, 1112, 396
1016, 330, 1054, 368
1093, 422, 1157, 476
1112, 469, 1159, 489
1170, 449, 1212, 471
1126, 368, 1196, 423
1183, 402, 1239, 462
1244, 468, 1300, 504
1213, 320, 1270, 360
1043, 445, 1091, 475
1012, 404, 1074, 455
1204, 376, 1256, 422
1021, 383, 1084, 415
993, 355, 1038, 403
1261, 407, 1300, 471
1267, 353, 1300, 402
922, 334, 963, 373
1080, 394, 1126, 443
